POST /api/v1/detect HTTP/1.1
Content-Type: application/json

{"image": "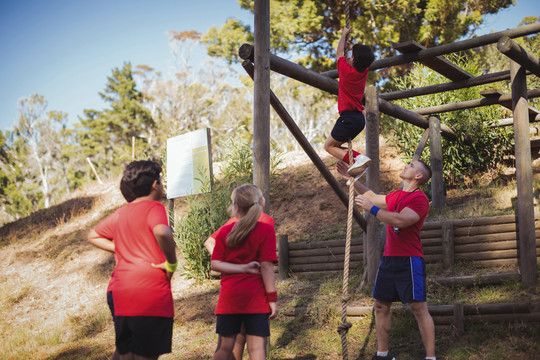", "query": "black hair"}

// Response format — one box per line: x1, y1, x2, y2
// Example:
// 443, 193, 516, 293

120, 160, 162, 202
416, 159, 432, 186
352, 44, 375, 72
